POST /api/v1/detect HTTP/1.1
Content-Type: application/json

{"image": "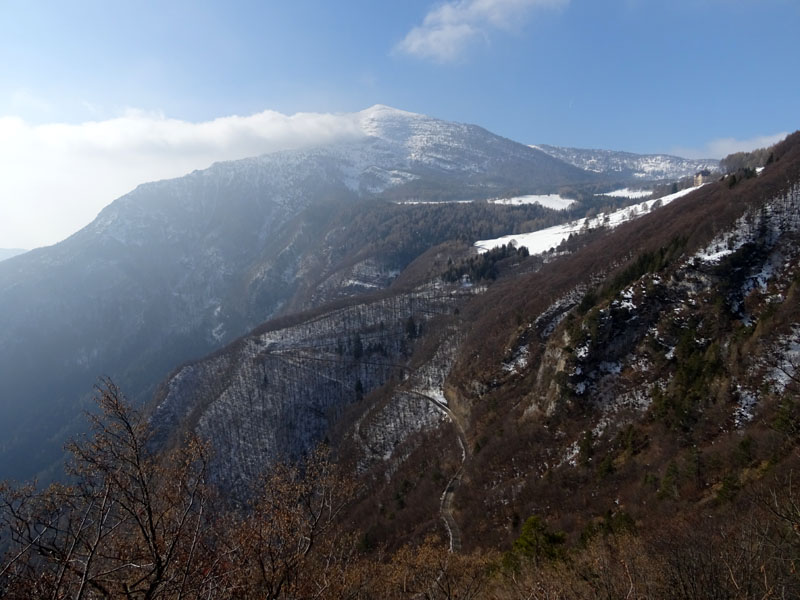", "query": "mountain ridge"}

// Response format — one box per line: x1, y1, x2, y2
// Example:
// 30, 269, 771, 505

0, 105, 602, 482
148, 131, 800, 553
534, 143, 719, 181
2, 106, 800, 597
